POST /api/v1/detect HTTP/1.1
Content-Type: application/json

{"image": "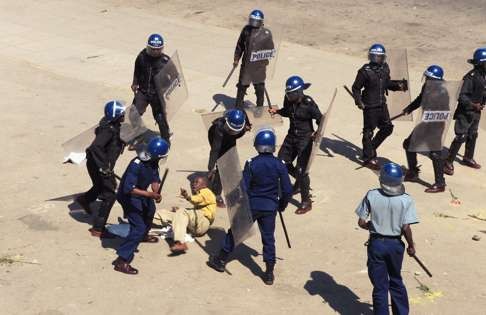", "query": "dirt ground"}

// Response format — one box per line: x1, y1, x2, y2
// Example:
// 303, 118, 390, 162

0, 0, 486, 314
